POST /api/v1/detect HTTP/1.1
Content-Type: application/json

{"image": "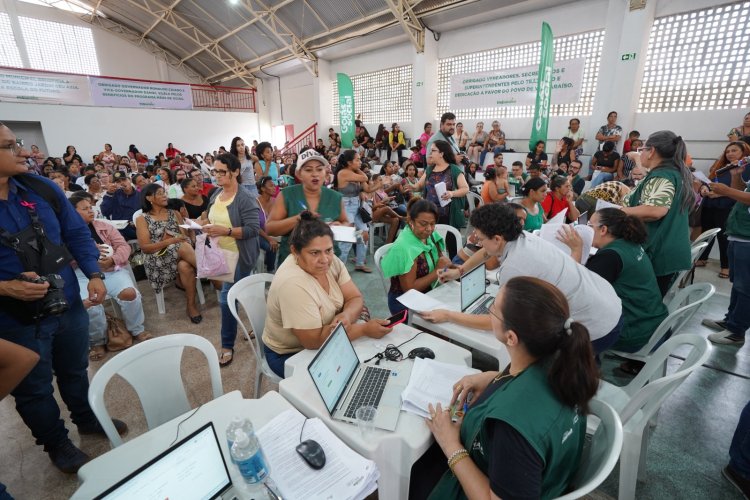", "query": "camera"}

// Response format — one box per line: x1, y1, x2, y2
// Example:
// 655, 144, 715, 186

16, 273, 69, 319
